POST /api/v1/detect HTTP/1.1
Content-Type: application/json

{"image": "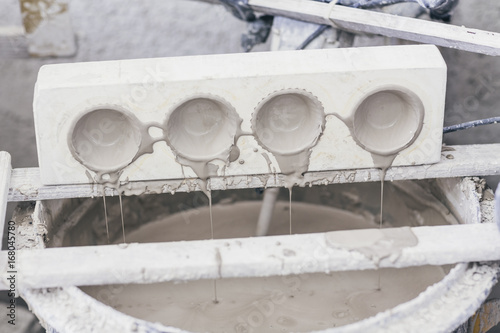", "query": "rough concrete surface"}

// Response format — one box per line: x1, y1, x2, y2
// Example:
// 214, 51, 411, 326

0, 0, 499, 332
